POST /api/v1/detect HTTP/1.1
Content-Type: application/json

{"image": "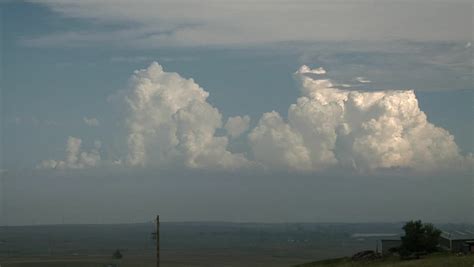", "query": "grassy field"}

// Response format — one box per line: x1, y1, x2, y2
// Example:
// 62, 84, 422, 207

0, 222, 404, 266
2, 223, 473, 266
3, 253, 473, 267
296, 253, 474, 267
0, 250, 320, 267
